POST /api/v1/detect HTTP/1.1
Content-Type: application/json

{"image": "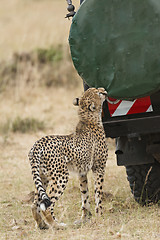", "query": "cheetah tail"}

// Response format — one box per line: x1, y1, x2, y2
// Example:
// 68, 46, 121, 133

28, 147, 52, 211
40, 198, 52, 211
